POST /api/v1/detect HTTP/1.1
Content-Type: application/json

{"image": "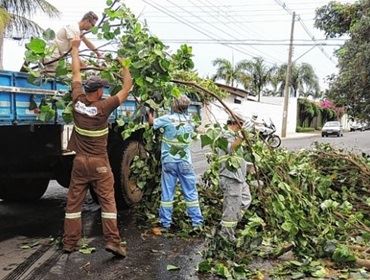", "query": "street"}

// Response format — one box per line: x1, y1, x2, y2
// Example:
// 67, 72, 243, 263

282, 130, 370, 155
0, 130, 369, 280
